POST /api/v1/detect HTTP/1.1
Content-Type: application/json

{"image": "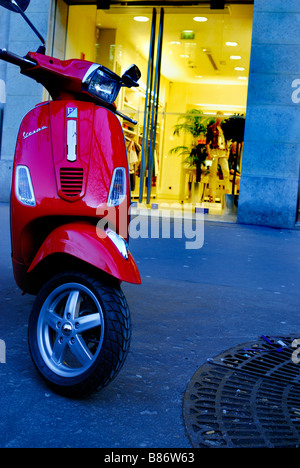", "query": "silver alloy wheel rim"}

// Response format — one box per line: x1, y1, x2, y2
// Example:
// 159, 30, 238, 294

36, 283, 105, 378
